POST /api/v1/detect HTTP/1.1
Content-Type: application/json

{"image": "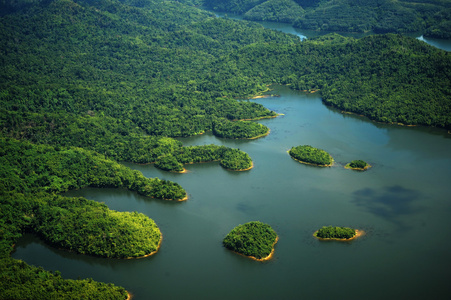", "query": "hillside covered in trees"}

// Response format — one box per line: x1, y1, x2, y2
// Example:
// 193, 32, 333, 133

0, 0, 450, 298
202, 0, 451, 38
